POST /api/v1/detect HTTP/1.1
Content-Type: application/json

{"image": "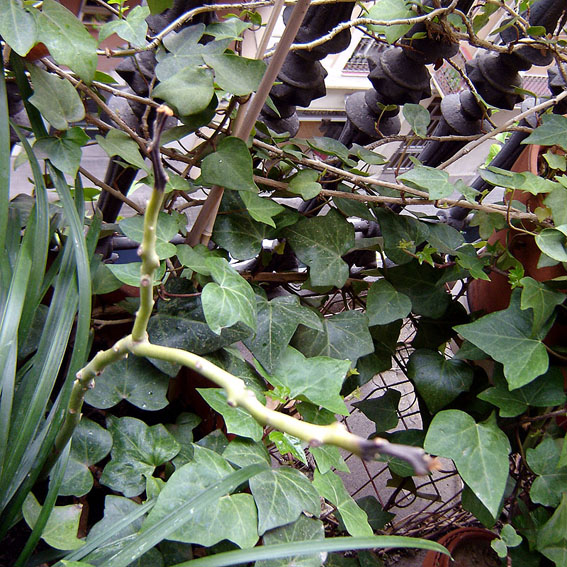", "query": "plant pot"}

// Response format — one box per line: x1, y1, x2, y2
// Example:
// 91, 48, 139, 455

422, 527, 498, 567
